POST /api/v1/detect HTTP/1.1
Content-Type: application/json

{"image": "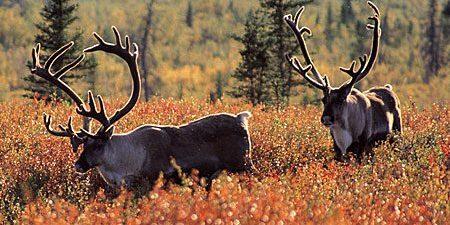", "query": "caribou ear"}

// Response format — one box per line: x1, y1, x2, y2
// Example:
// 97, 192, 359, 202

70, 136, 85, 153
